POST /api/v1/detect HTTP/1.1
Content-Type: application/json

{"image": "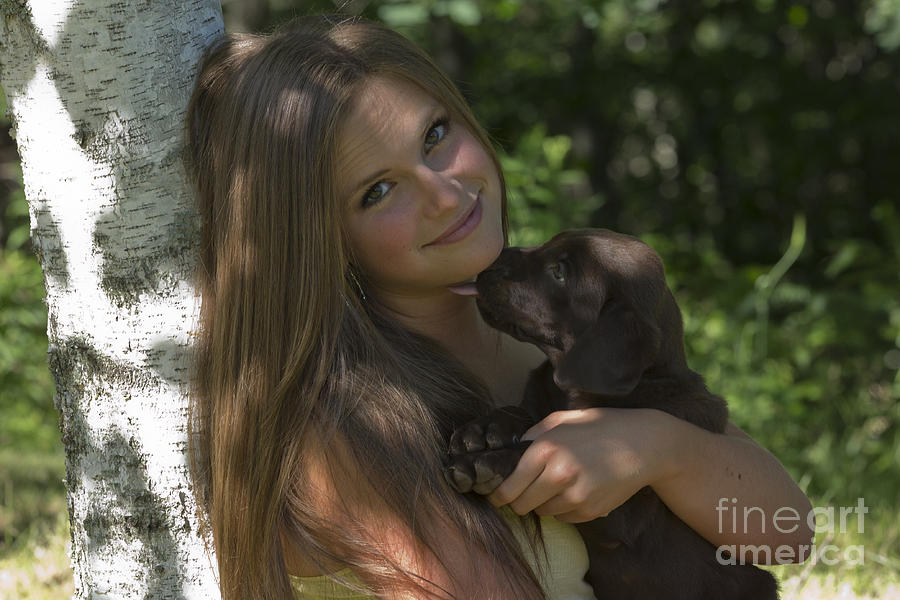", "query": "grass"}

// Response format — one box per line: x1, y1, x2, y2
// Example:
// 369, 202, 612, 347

767, 499, 900, 599
0, 450, 72, 600
0, 514, 72, 600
